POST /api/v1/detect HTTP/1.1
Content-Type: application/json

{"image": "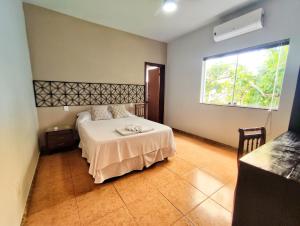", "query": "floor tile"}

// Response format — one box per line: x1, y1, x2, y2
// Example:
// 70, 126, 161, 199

211, 182, 236, 212
72, 172, 97, 196
113, 171, 160, 204
143, 165, 180, 189
202, 164, 237, 184
159, 179, 207, 214
187, 198, 232, 226
163, 157, 197, 176
34, 159, 71, 188
127, 193, 182, 226
28, 187, 53, 215
184, 169, 224, 196
69, 156, 90, 177
28, 178, 75, 215
176, 151, 214, 169
89, 207, 136, 226
76, 184, 124, 225
26, 132, 237, 226
25, 199, 80, 226
51, 178, 76, 203
172, 217, 195, 226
